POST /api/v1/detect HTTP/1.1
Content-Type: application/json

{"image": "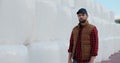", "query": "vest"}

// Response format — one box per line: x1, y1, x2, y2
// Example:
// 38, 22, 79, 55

71, 22, 95, 61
